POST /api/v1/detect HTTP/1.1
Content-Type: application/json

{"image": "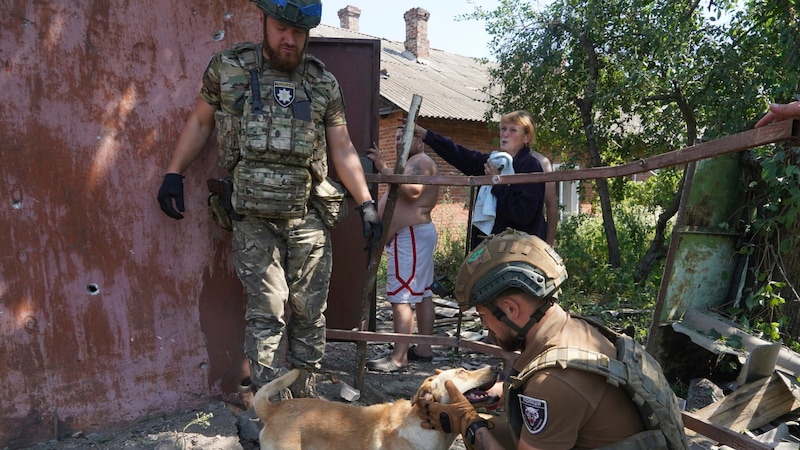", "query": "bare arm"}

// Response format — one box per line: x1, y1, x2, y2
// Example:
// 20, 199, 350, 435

399, 158, 433, 201
367, 148, 437, 199
166, 99, 217, 174
326, 124, 373, 205
365, 147, 390, 215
